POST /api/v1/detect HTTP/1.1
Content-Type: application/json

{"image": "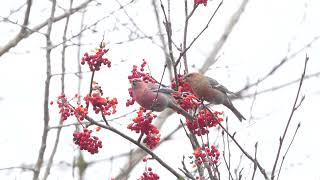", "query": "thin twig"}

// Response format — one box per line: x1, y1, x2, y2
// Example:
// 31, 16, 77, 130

0, 166, 35, 172
241, 72, 319, 99
181, 1, 198, 73
222, 130, 234, 180
238, 35, 320, 95
175, 1, 222, 68
276, 123, 301, 180
0, 0, 93, 57
251, 142, 258, 180
202, 103, 268, 179
179, 155, 196, 180
159, 0, 180, 87
200, 0, 249, 73
180, 120, 204, 178
151, 0, 173, 78
49, 110, 137, 129
225, 118, 233, 180
271, 55, 309, 180
85, 71, 95, 109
